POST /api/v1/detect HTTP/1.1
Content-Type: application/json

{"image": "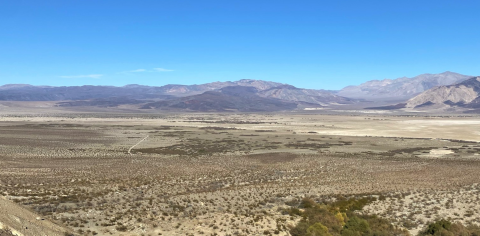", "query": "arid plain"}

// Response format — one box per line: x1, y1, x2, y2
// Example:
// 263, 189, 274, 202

1, 111, 480, 235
